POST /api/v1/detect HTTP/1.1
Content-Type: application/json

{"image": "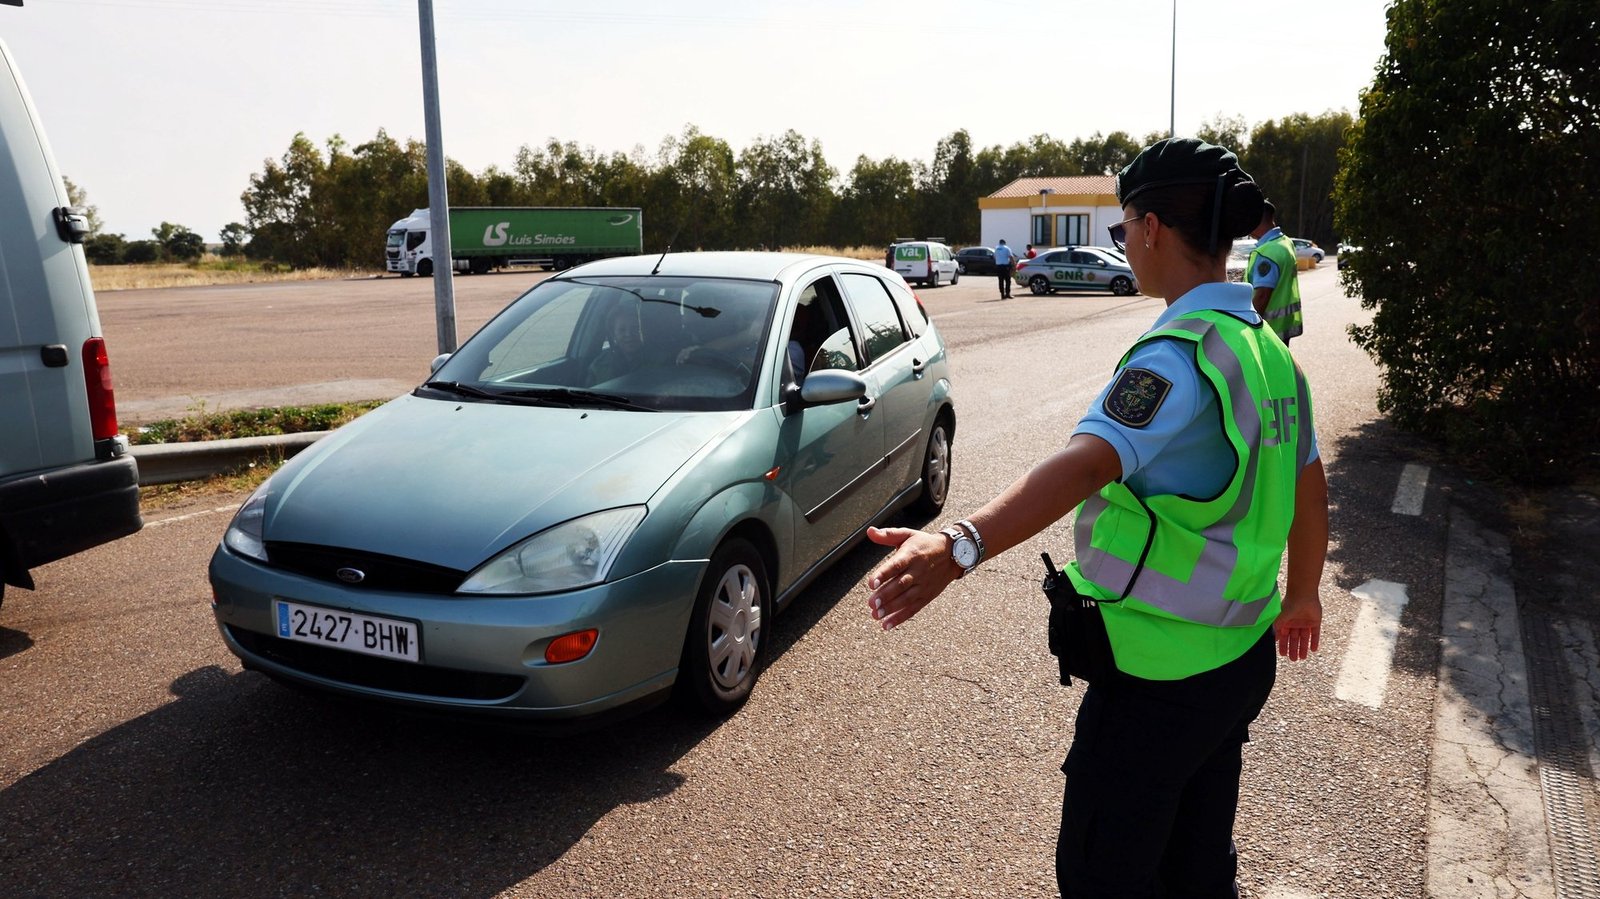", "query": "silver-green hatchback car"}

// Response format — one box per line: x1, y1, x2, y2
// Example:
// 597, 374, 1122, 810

209, 253, 956, 725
